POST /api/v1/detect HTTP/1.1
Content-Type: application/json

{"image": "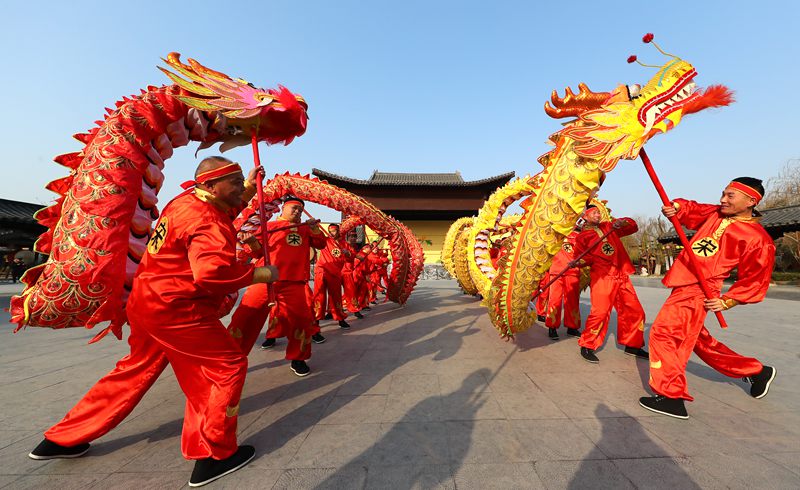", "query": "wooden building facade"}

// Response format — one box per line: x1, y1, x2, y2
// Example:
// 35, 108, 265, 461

312, 169, 514, 263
